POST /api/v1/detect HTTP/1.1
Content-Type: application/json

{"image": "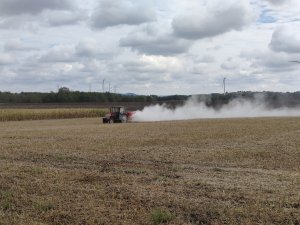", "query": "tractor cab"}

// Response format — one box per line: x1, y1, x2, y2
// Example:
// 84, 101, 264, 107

110, 106, 124, 114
